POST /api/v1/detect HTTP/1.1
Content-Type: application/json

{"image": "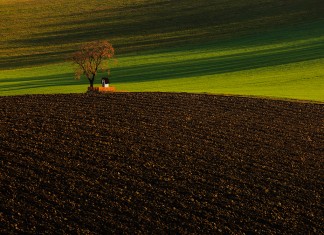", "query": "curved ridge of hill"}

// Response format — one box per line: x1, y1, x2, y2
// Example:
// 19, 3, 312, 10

1, 93, 323, 234
0, 0, 323, 68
